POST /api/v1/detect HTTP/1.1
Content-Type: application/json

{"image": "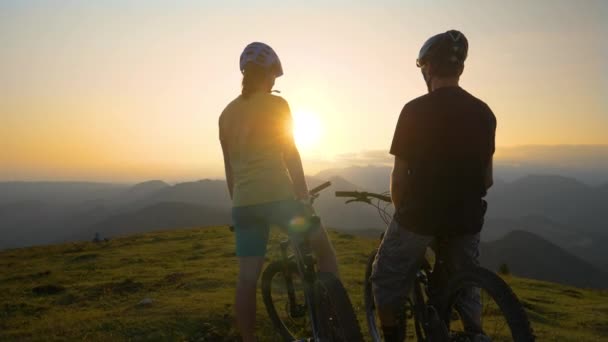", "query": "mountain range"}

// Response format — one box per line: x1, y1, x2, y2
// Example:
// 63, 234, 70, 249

1, 167, 607, 287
